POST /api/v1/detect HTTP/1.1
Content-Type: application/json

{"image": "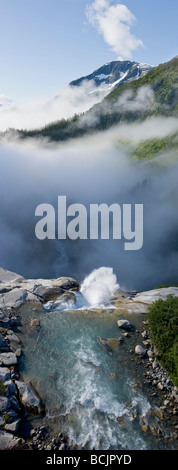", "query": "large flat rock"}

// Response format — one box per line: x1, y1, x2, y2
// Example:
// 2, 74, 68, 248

0, 366, 11, 382
0, 430, 21, 450
0, 396, 11, 413
0, 352, 18, 366
0, 267, 178, 316
15, 380, 43, 414
0, 267, 24, 284
113, 287, 178, 313
133, 287, 178, 304
3, 288, 27, 309
0, 267, 80, 315
22, 276, 79, 294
